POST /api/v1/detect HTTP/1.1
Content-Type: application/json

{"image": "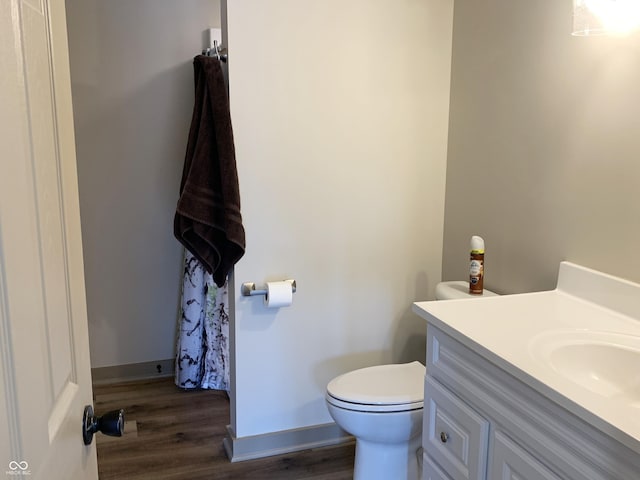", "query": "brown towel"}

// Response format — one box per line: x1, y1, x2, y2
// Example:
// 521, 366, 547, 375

174, 55, 245, 287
